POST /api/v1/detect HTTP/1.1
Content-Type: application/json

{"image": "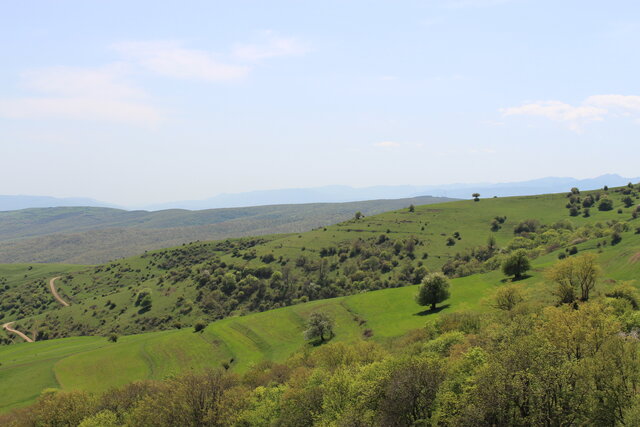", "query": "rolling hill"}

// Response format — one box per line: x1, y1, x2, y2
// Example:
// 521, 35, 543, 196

0, 196, 451, 264
0, 184, 639, 413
